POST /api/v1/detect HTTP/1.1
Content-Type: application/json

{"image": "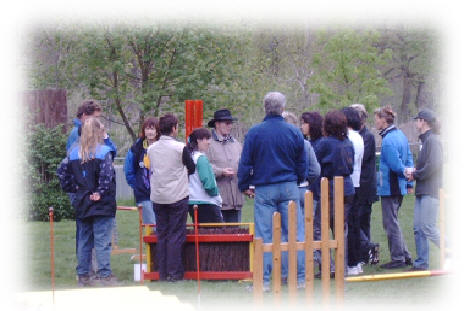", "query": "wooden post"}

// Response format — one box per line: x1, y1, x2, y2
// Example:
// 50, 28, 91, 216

440, 189, 445, 269
272, 212, 282, 302
49, 207, 55, 304
334, 176, 344, 303
288, 200, 297, 300
304, 190, 315, 300
320, 177, 330, 303
253, 238, 264, 303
